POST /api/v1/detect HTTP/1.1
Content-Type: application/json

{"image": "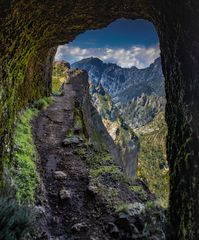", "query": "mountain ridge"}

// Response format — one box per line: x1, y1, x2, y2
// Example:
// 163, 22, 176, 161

71, 56, 164, 101
72, 56, 165, 128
